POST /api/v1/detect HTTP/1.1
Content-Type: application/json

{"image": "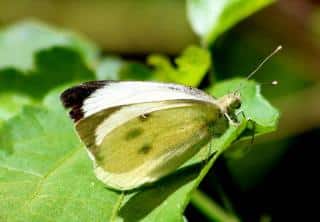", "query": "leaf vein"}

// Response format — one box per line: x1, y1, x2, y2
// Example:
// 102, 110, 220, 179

0, 164, 42, 177
23, 146, 82, 209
